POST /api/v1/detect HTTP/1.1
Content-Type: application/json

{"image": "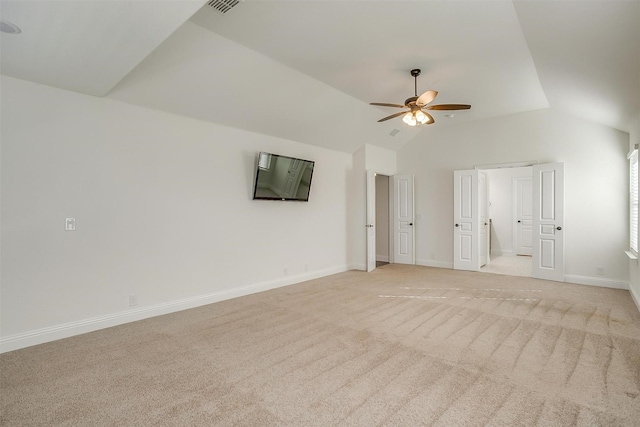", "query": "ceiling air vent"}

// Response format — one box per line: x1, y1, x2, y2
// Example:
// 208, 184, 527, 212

207, 0, 241, 15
